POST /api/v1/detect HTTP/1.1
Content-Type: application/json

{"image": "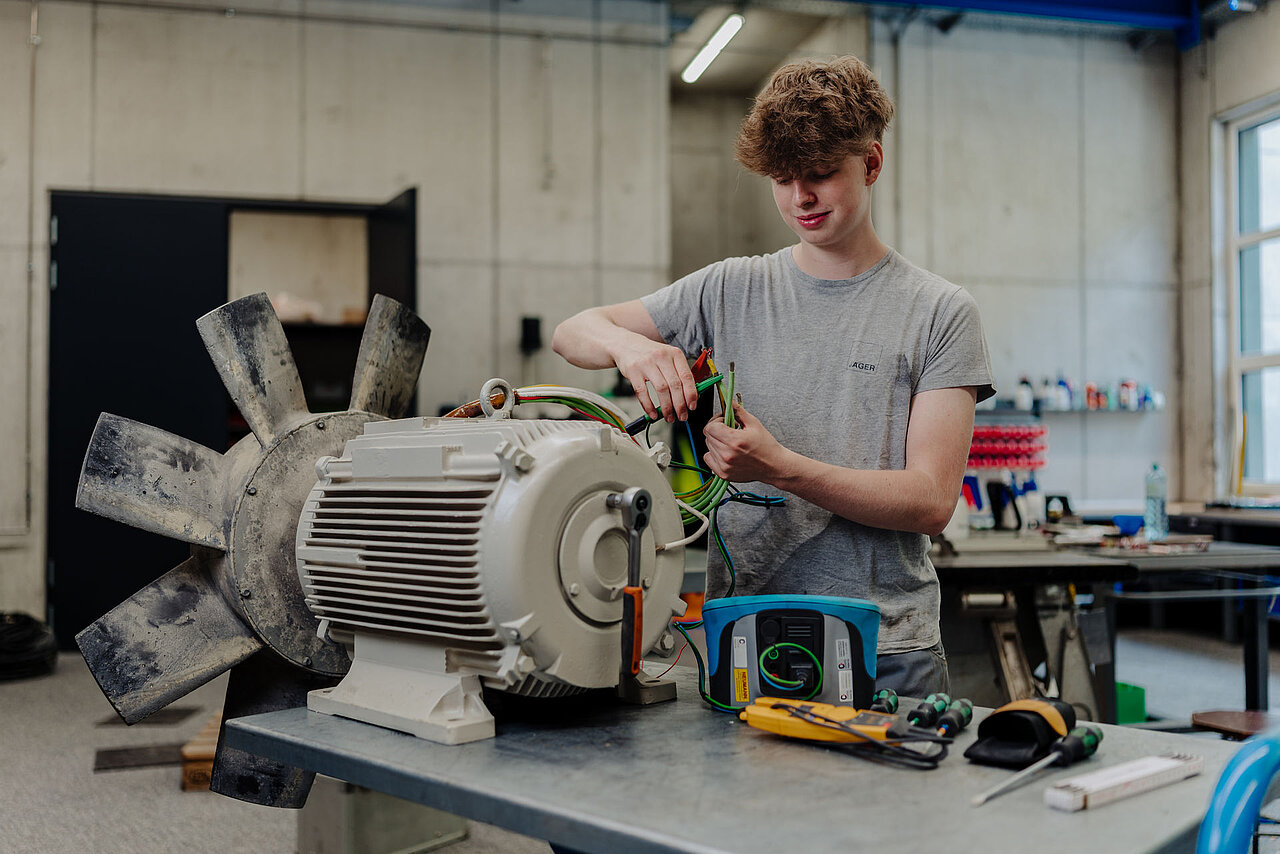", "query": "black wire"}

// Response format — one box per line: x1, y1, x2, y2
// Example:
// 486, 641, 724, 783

771, 704, 951, 770
669, 461, 709, 474
826, 740, 950, 771
718, 492, 785, 509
